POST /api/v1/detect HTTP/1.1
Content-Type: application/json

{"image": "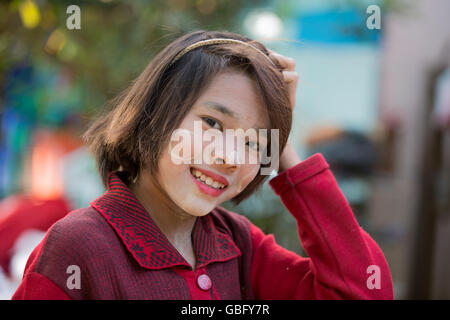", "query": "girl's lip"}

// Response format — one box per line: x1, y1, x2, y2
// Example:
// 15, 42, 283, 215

189, 167, 229, 186
189, 170, 227, 197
